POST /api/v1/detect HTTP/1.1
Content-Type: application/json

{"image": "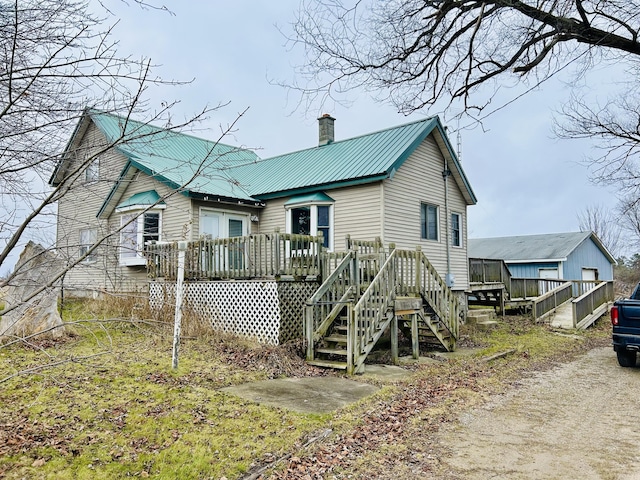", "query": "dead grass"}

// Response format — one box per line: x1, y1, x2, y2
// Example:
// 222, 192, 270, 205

0, 299, 613, 479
